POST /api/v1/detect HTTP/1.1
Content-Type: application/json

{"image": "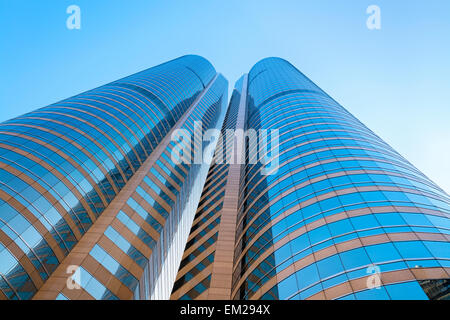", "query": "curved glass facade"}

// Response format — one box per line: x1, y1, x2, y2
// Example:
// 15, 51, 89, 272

2, 54, 449, 300
231, 58, 450, 300
0, 55, 228, 300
